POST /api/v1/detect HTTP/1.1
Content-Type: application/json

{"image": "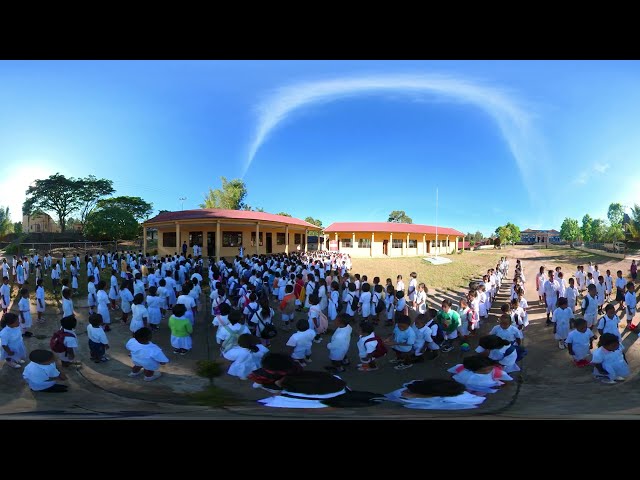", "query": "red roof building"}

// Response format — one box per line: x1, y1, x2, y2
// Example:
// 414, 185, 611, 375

143, 209, 317, 258
324, 222, 465, 257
